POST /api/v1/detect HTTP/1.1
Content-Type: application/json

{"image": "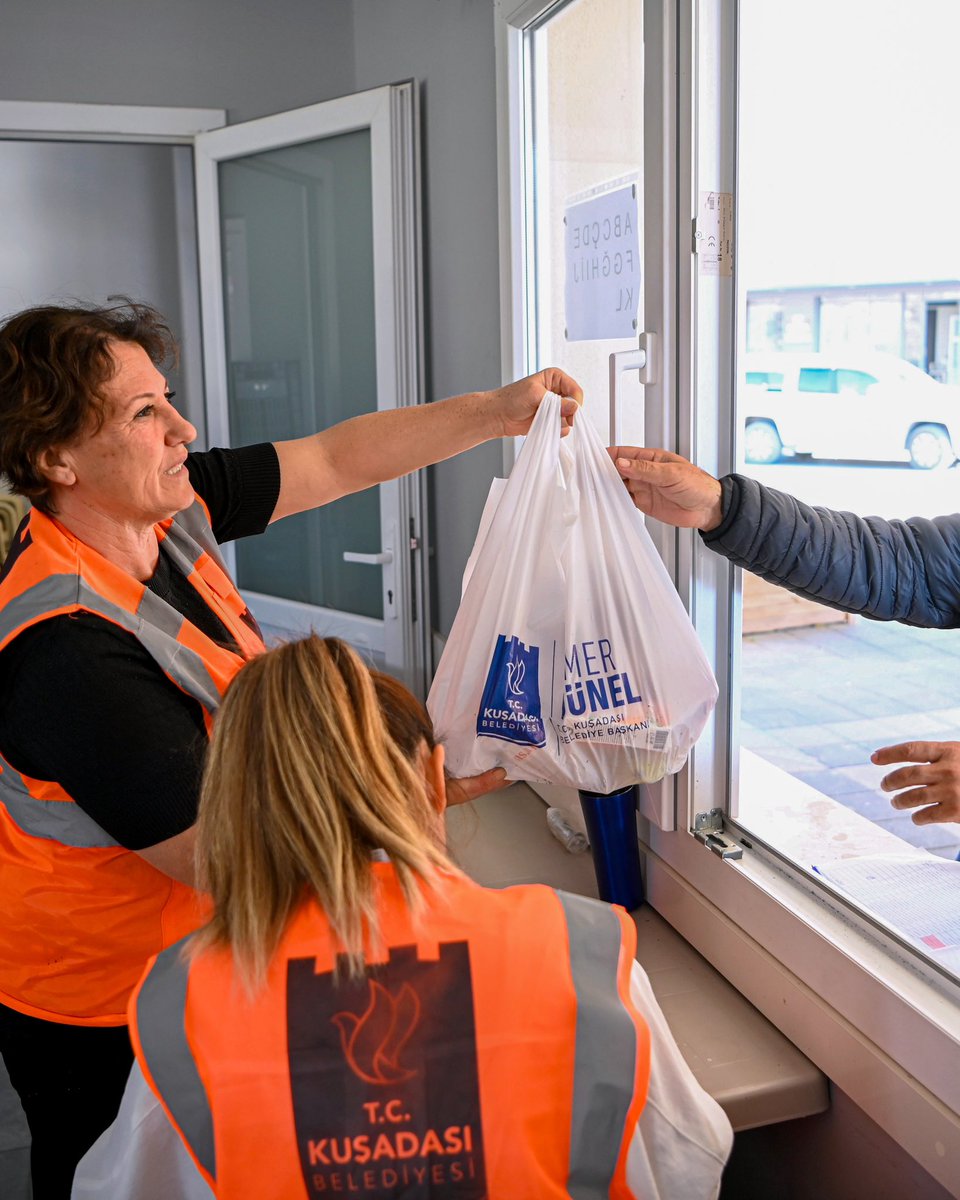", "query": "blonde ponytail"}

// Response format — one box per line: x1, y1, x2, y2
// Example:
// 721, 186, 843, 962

193, 636, 454, 985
